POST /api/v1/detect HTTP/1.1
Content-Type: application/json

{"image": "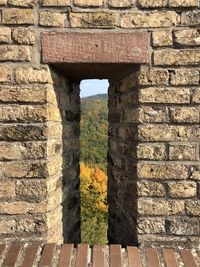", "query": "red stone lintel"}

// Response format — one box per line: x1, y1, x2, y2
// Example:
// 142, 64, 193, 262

42, 32, 150, 64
